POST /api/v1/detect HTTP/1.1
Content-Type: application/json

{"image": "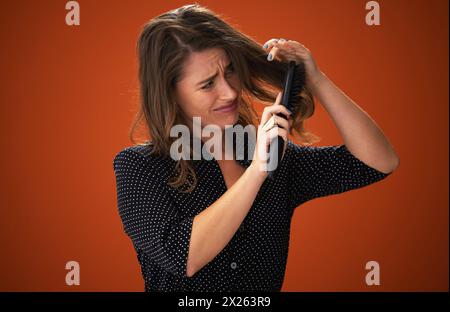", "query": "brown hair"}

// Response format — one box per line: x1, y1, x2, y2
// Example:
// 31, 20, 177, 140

130, 3, 320, 193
